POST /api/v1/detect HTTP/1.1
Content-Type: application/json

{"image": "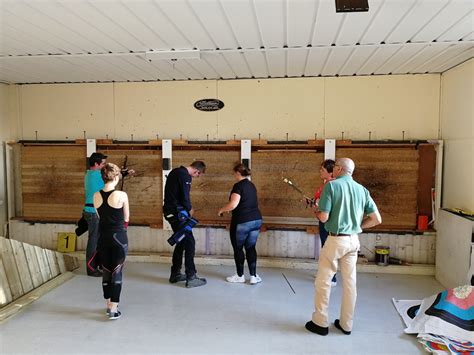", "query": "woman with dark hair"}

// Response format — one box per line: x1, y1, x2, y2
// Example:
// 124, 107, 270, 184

218, 163, 263, 285
93, 163, 129, 319
314, 159, 337, 286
